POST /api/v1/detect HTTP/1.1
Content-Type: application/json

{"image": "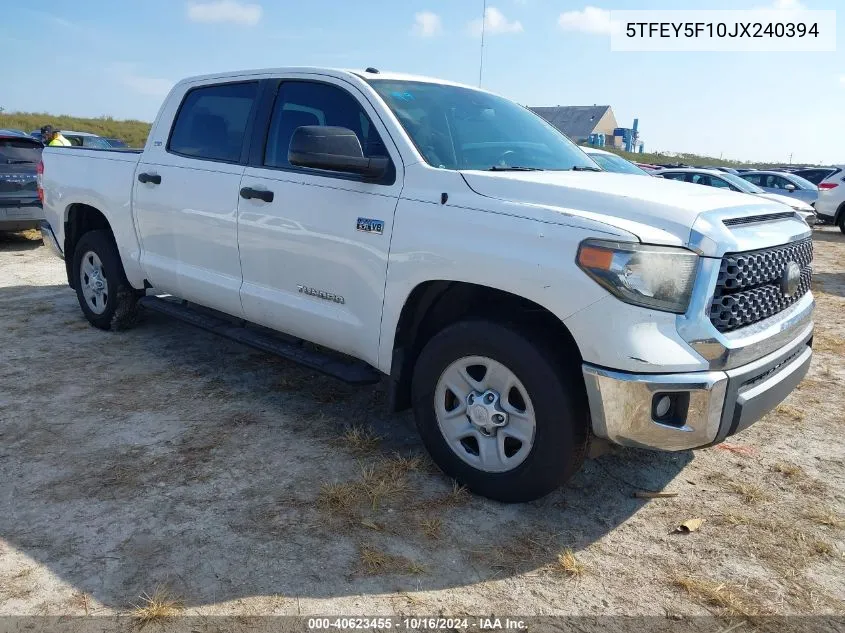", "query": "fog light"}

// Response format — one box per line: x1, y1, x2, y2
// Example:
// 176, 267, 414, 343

651, 392, 690, 427
655, 395, 672, 419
